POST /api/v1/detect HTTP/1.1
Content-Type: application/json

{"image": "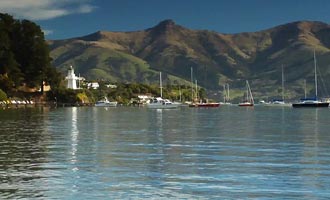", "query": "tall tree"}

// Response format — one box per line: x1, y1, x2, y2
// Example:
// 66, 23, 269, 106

13, 20, 52, 90
0, 13, 60, 94
0, 14, 22, 91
